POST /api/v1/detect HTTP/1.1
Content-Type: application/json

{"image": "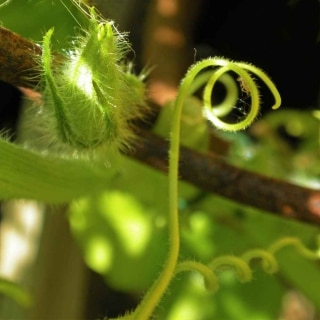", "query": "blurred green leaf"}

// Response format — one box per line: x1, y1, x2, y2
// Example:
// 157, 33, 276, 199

69, 189, 168, 291
0, 278, 32, 307
0, 0, 87, 49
